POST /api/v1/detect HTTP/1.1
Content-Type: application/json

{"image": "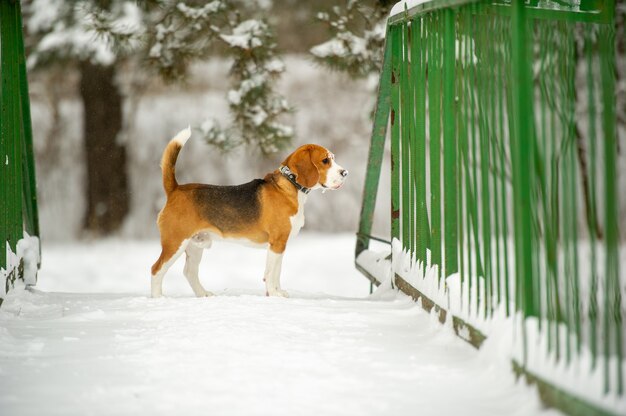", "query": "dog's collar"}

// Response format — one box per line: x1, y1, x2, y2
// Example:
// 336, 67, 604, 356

279, 165, 311, 194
